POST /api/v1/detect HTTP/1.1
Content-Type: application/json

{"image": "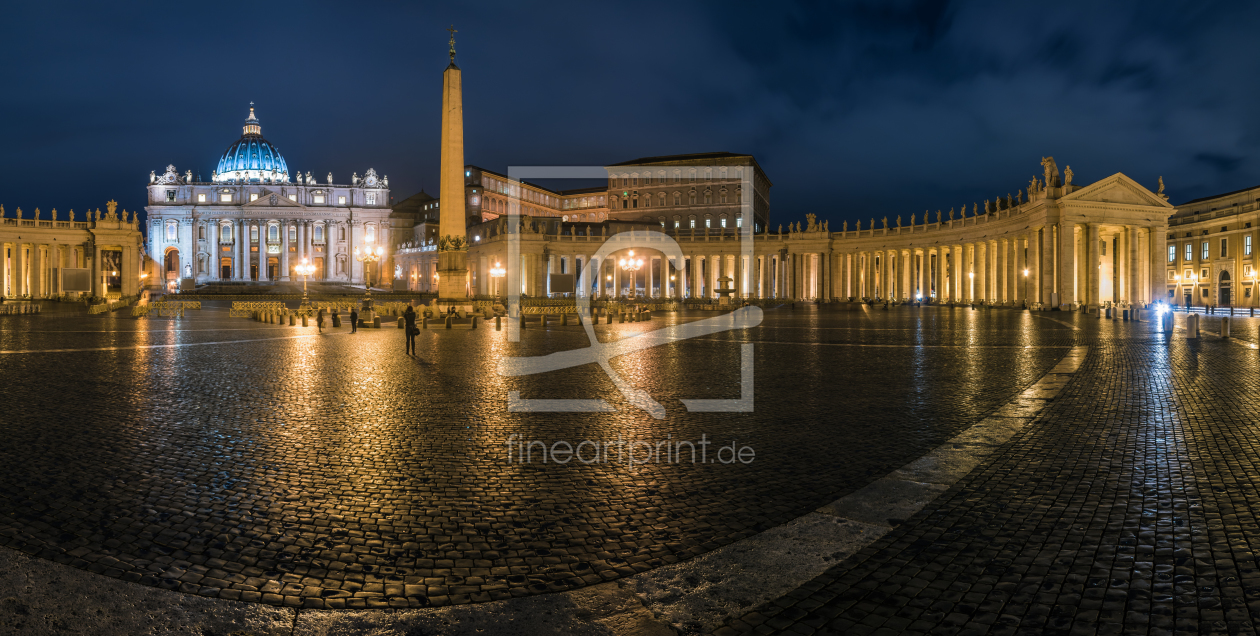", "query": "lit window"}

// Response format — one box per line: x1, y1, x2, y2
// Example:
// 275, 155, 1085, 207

313, 195, 325, 204
221, 225, 231, 242
674, 220, 680, 229
366, 225, 375, 242
251, 226, 258, 241
166, 222, 177, 240
338, 196, 346, 205
197, 193, 207, 203
289, 227, 296, 242
269, 225, 278, 242
166, 190, 176, 202
1185, 243, 1192, 261
705, 217, 711, 228
366, 193, 376, 205
220, 193, 232, 202
736, 215, 742, 228
1202, 241, 1209, 260
314, 225, 324, 242
465, 170, 471, 177
720, 217, 727, 228
250, 193, 259, 202
1168, 245, 1176, 262
288, 194, 296, 201
689, 218, 695, 229
1247, 235, 1253, 256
